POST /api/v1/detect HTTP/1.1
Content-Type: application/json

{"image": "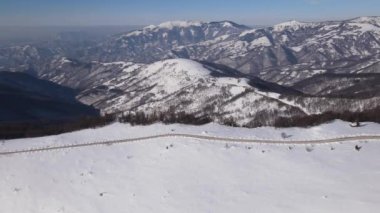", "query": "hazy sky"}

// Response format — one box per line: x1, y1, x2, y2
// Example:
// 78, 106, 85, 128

0, 0, 379, 26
